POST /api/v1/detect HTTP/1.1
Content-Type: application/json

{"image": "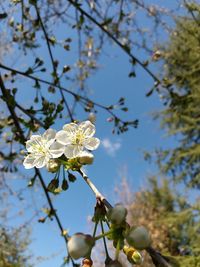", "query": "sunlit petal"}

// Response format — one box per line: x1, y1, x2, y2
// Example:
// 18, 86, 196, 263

64, 145, 83, 158
26, 136, 41, 152
34, 156, 47, 168
50, 141, 65, 158
84, 137, 100, 150
79, 121, 95, 138
43, 128, 56, 142
30, 135, 41, 141
23, 154, 36, 169
63, 123, 78, 133
56, 130, 72, 145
